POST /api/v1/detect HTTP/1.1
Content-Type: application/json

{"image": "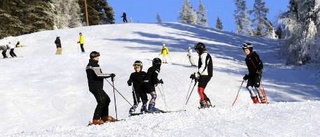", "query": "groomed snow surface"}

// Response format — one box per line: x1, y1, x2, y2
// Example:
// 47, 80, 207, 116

0, 23, 319, 137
